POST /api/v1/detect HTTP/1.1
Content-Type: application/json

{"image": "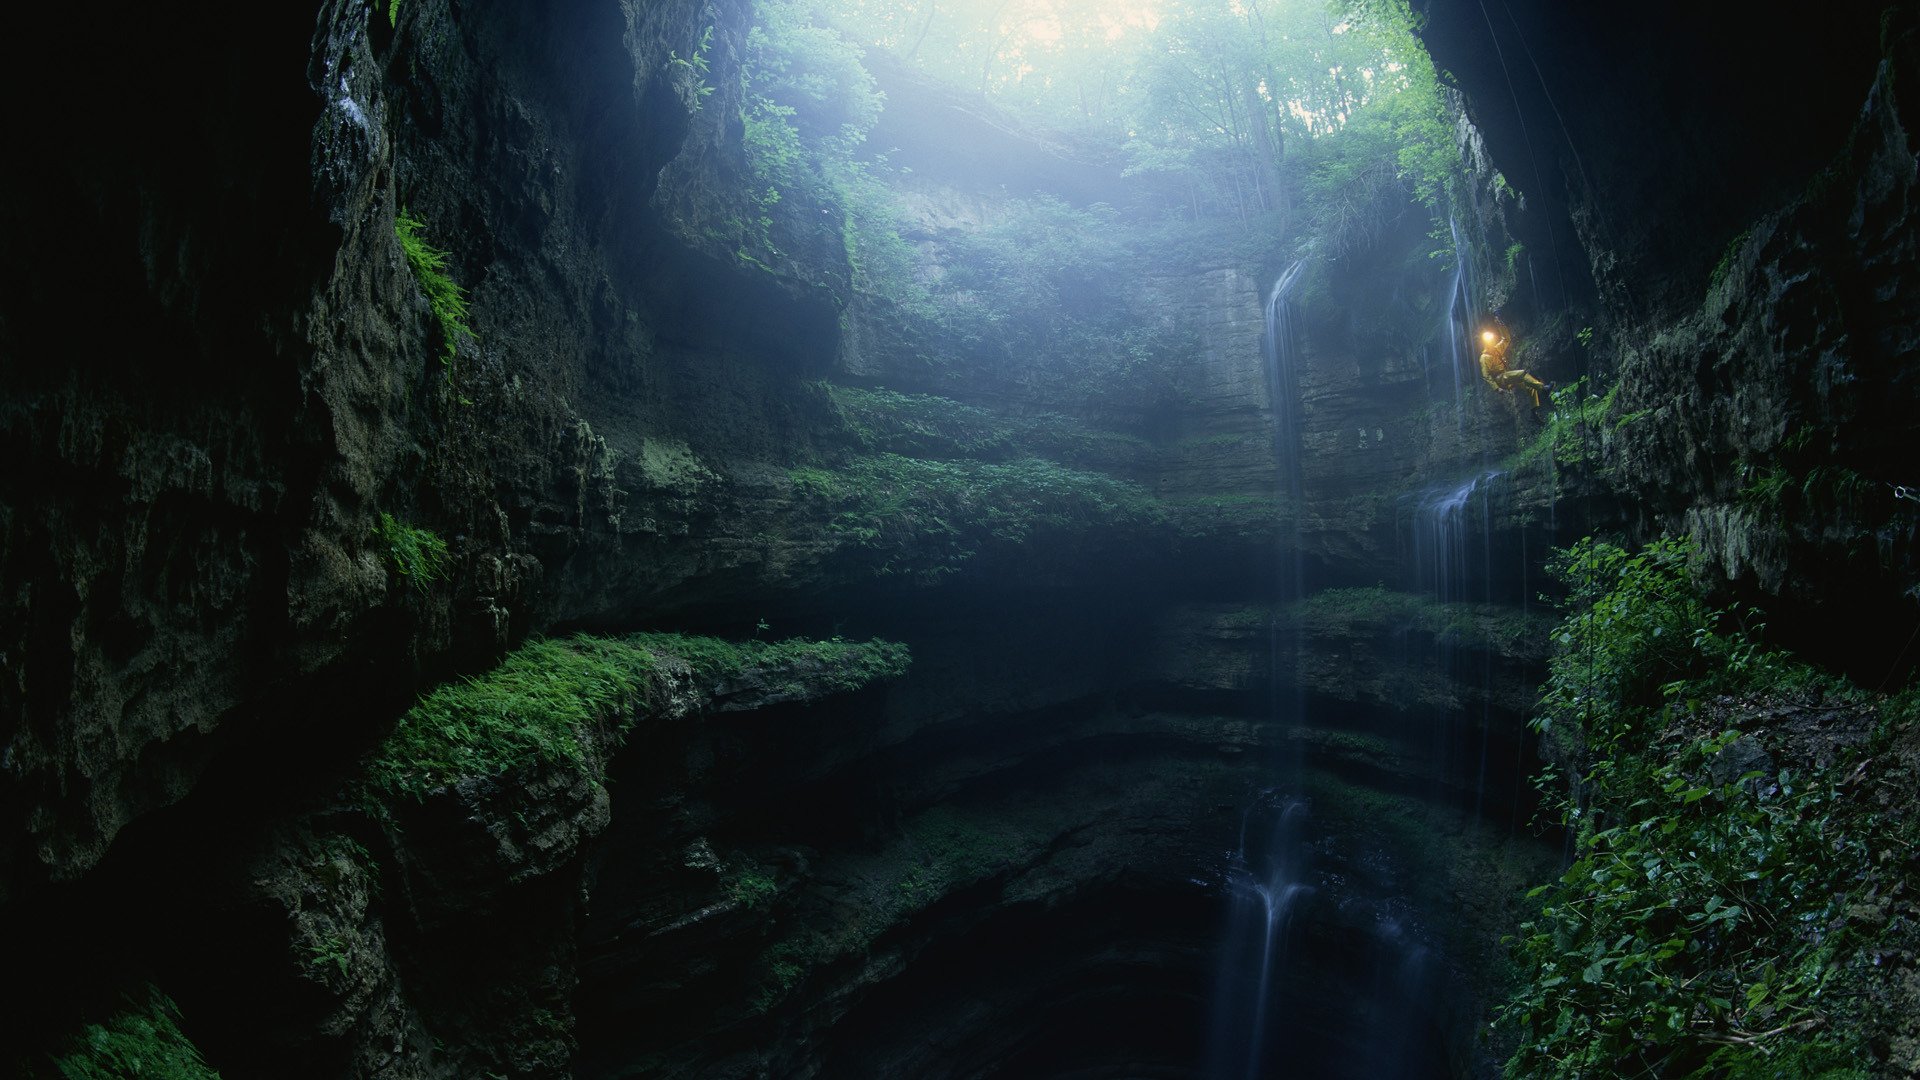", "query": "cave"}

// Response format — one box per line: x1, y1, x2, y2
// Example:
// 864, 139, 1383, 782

3, 1, 1917, 1078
